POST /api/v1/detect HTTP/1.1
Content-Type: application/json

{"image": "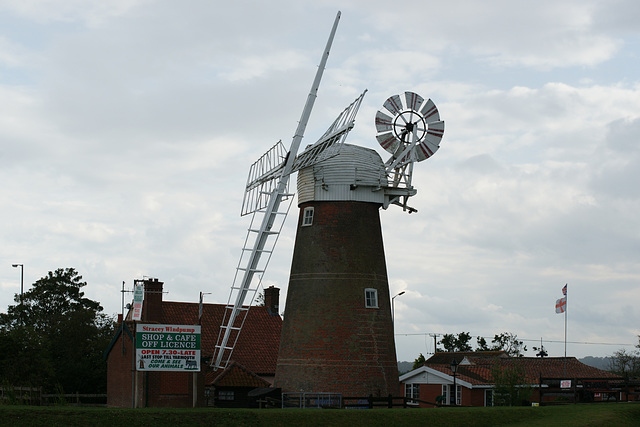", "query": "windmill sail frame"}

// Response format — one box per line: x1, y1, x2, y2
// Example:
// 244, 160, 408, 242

212, 11, 343, 371
292, 90, 367, 172
241, 140, 289, 217
240, 89, 367, 217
